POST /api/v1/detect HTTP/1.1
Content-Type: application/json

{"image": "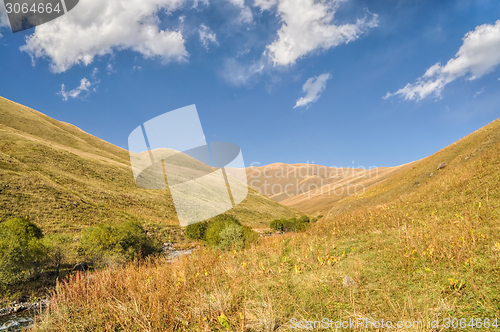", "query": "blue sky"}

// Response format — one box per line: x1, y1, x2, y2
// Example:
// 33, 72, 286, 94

0, 0, 500, 168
